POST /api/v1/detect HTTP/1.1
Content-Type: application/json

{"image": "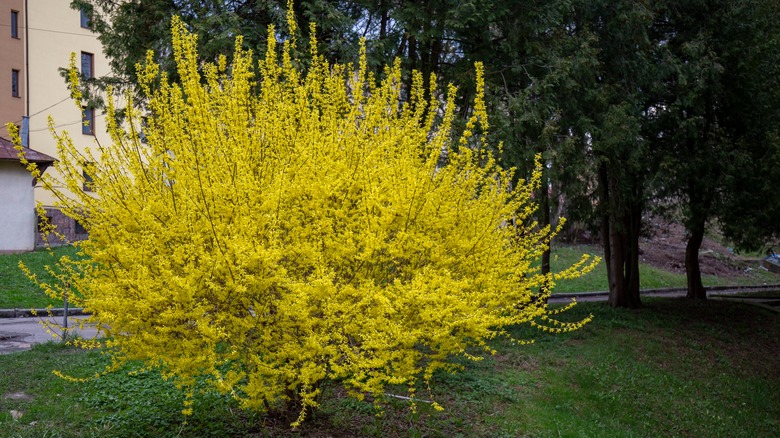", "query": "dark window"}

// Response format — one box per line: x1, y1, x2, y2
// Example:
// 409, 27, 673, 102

74, 219, 87, 234
82, 107, 94, 135
37, 215, 53, 234
82, 162, 94, 192
139, 116, 148, 143
11, 10, 18, 38
79, 7, 90, 29
11, 69, 19, 97
81, 52, 93, 78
